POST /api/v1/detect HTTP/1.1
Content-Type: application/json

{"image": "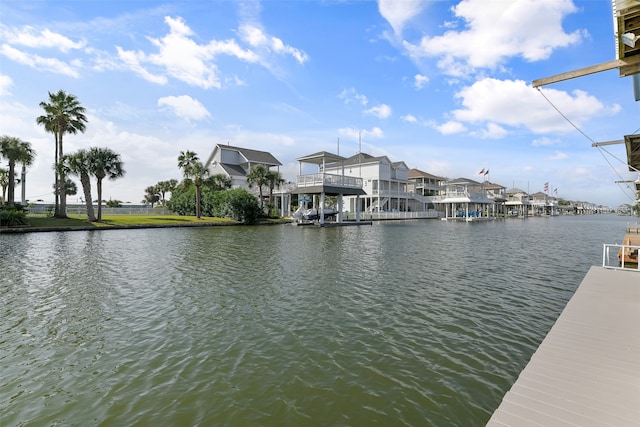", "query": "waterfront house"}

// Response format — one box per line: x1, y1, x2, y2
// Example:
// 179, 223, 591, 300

432, 177, 505, 220
407, 168, 447, 212
505, 188, 532, 217
204, 144, 282, 190
322, 152, 413, 214
290, 151, 366, 224
530, 191, 559, 216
